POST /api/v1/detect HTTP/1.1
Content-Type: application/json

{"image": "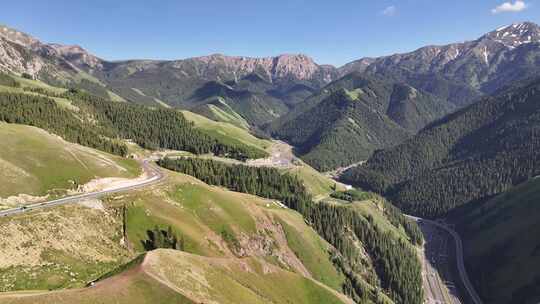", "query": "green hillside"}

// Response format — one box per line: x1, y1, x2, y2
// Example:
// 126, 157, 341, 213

185, 80, 289, 126
274, 87, 410, 171
0, 73, 267, 160
0, 123, 139, 201
457, 178, 540, 304
271, 73, 451, 171
190, 97, 251, 129
181, 110, 271, 153
342, 77, 540, 217
143, 250, 351, 304
0, 249, 351, 304
158, 157, 423, 304
0, 169, 352, 303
